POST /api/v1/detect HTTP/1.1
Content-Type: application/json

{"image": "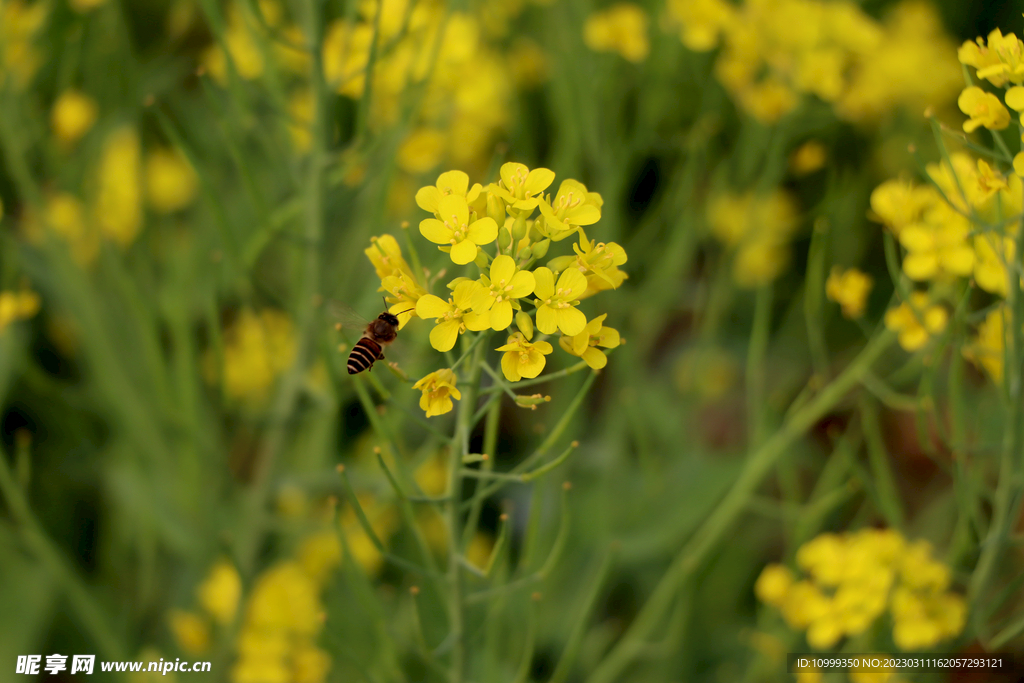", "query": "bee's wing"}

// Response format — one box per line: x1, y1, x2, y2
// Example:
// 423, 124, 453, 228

327, 302, 371, 334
